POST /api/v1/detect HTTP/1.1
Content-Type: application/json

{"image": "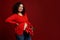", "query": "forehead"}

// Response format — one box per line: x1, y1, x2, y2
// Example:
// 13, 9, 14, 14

19, 4, 23, 7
